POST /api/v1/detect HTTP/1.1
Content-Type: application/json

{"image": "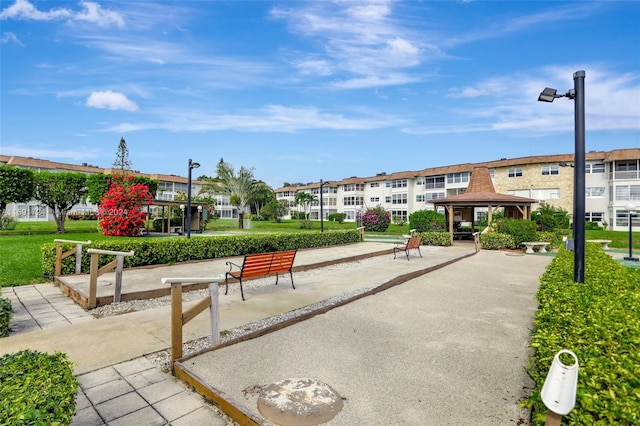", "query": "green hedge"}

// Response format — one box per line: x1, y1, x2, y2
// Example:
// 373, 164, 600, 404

418, 231, 451, 246
479, 232, 515, 250
524, 245, 640, 424
42, 230, 360, 276
0, 350, 78, 425
0, 297, 12, 337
